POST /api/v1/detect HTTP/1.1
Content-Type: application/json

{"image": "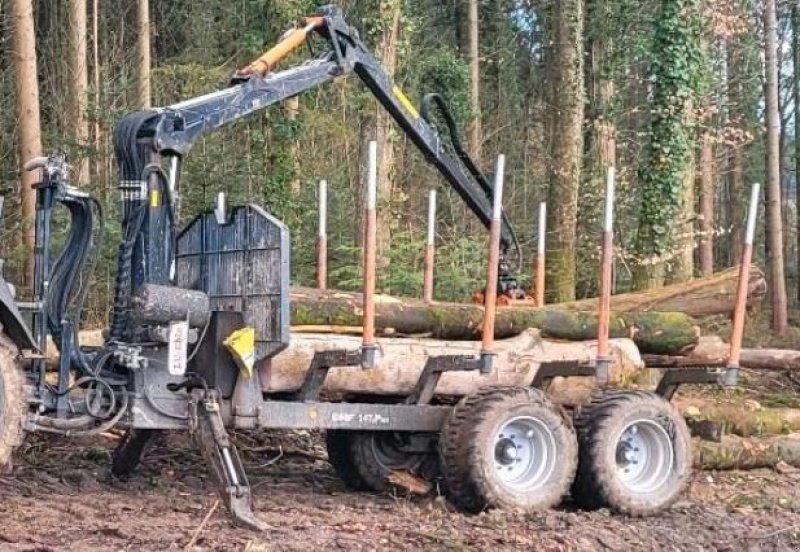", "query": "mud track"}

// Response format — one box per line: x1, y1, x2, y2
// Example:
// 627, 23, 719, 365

0, 431, 799, 551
